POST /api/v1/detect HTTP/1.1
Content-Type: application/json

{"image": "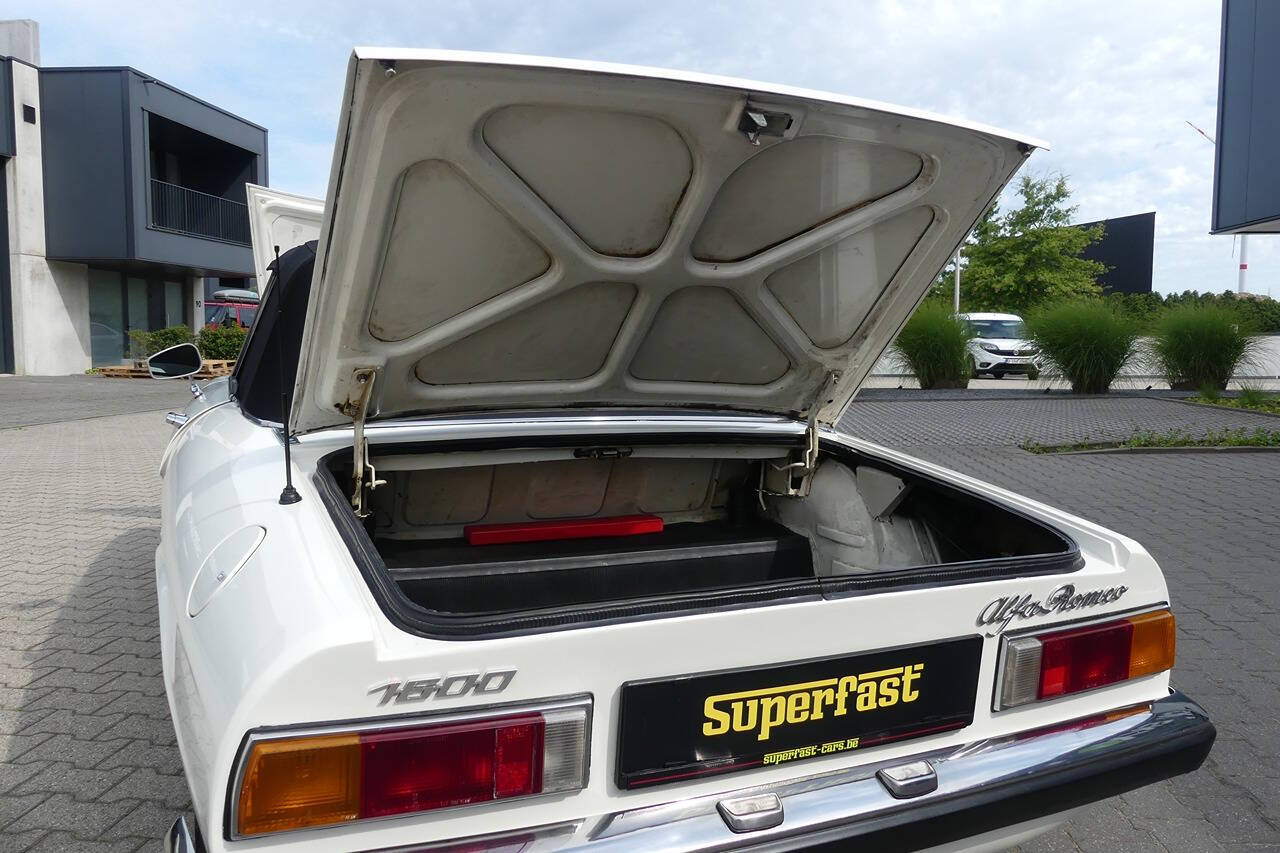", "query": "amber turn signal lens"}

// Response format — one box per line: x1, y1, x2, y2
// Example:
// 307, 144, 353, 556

1126, 609, 1176, 678
237, 733, 361, 837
